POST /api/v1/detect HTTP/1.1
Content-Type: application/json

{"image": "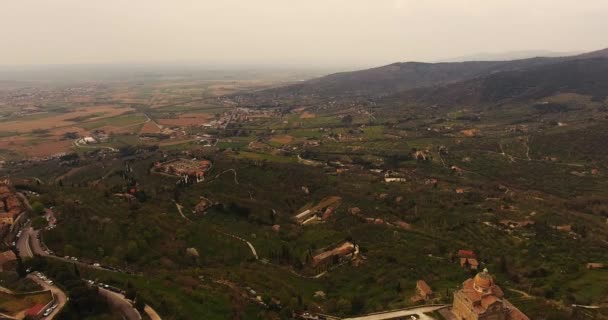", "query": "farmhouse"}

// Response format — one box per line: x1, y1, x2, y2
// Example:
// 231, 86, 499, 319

586, 263, 605, 270
452, 269, 529, 320
416, 280, 434, 300
413, 150, 432, 161
461, 258, 479, 271
458, 250, 479, 270
311, 242, 356, 268
294, 209, 315, 224
293, 197, 342, 225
